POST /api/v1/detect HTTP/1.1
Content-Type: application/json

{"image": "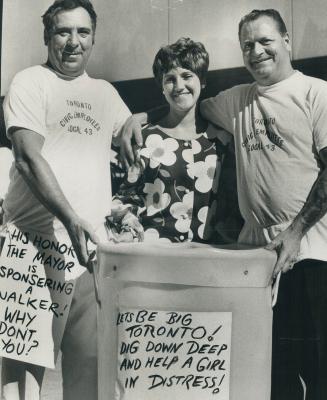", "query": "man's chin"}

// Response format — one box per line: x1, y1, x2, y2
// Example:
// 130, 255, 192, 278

61, 62, 85, 77
248, 67, 274, 85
